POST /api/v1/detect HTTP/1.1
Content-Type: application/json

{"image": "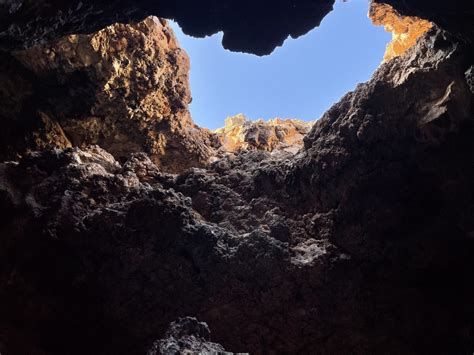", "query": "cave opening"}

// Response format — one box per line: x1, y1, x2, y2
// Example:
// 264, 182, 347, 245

1, 0, 474, 353
170, 0, 391, 130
